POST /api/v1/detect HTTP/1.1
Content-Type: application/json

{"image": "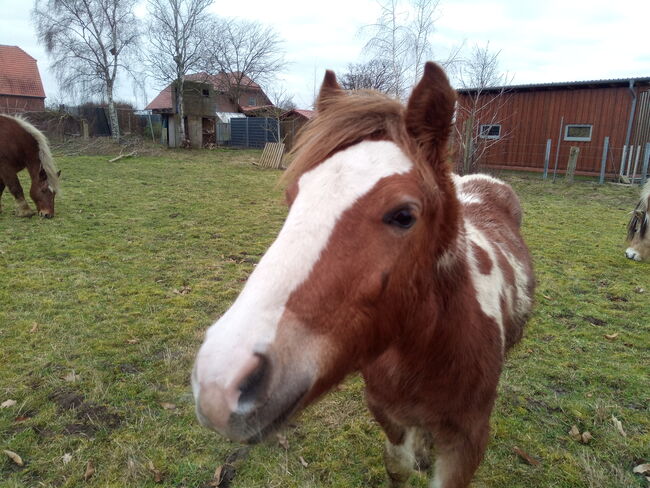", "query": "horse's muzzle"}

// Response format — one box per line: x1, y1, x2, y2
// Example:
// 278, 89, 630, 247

192, 351, 312, 443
